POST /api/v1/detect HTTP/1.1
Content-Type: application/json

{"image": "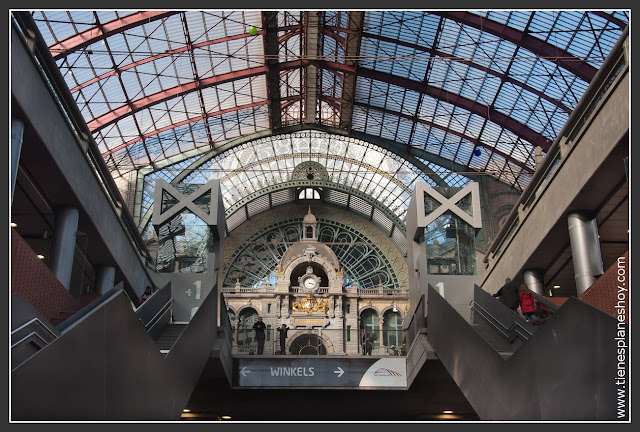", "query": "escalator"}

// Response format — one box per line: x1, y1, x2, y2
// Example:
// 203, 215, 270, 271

427, 284, 623, 420
11, 279, 228, 421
